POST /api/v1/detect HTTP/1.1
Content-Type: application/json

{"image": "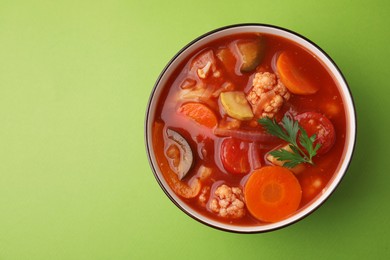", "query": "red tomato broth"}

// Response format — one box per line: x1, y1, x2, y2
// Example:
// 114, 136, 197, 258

151, 32, 346, 226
